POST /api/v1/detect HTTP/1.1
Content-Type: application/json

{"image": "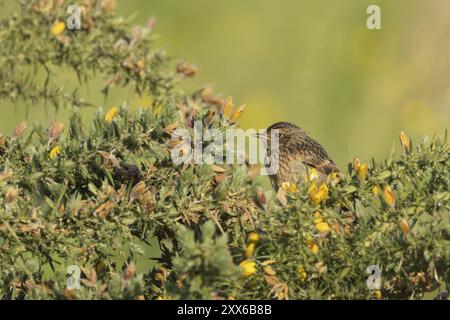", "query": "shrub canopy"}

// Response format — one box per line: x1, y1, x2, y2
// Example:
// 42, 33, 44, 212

0, 0, 449, 300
